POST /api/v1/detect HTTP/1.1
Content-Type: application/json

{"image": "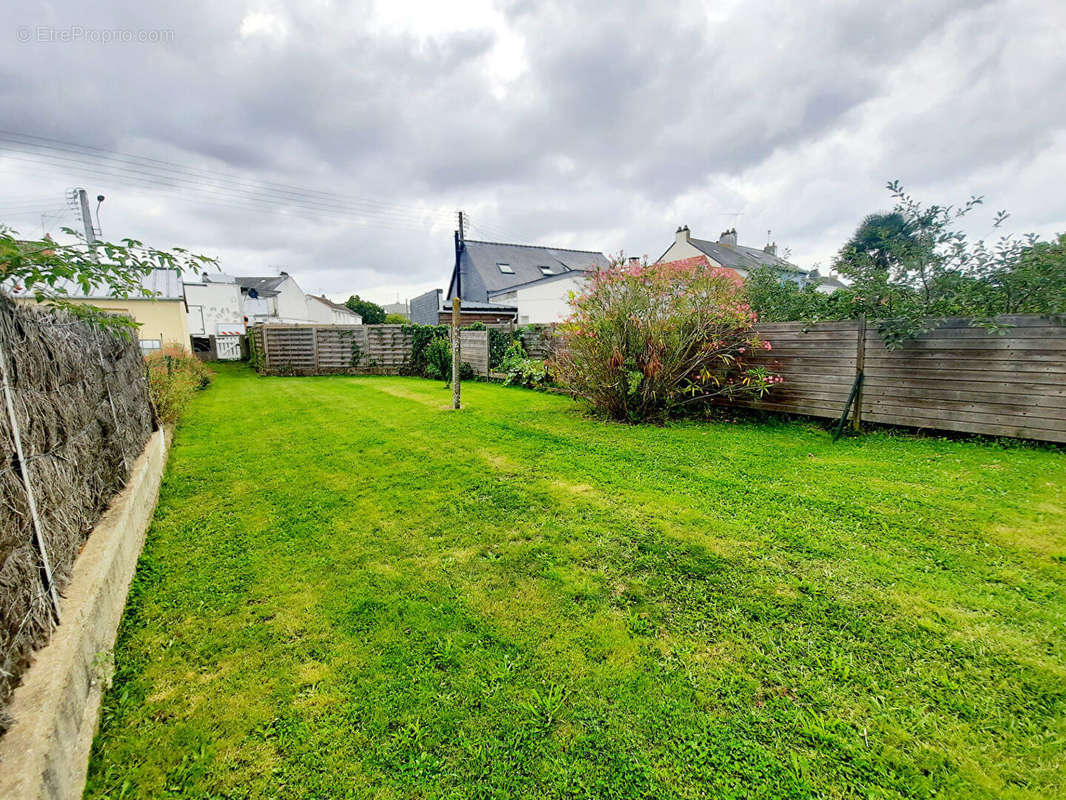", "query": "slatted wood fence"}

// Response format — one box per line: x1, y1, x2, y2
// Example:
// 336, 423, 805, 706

250, 324, 490, 377
740, 314, 1066, 443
